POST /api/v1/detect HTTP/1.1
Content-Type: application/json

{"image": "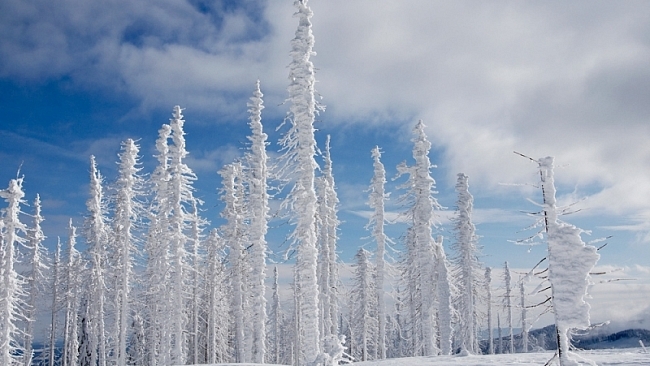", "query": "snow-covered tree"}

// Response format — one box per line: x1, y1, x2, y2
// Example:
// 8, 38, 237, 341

316, 135, 340, 341
110, 138, 144, 366
244, 80, 270, 364
62, 219, 84, 366
23, 194, 48, 366
485, 267, 494, 355
204, 229, 229, 364
497, 313, 503, 354
48, 239, 62, 366
349, 248, 378, 361
450, 173, 483, 354
142, 106, 202, 365
535, 156, 600, 366
520, 280, 528, 353
277, 0, 323, 363
187, 199, 207, 365
220, 162, 249, 363
168, 106, 197, 365
84, 156, 109, 366
0, 177, 28, 366
503, 262, 514, 354
367, 146, 388, 359
267, 266, 282, 364
395, 120, 449, 356
144, 123, 173, 366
